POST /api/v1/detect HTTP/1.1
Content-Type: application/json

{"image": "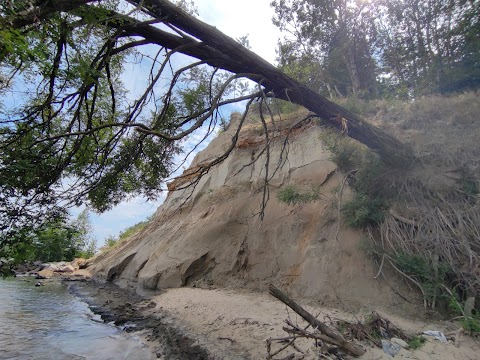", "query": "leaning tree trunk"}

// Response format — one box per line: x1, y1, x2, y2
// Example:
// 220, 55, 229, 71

8, 0, 413, 166
129, 0, 414, 166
